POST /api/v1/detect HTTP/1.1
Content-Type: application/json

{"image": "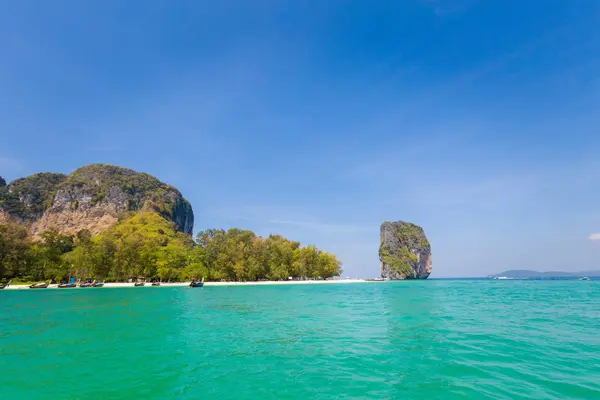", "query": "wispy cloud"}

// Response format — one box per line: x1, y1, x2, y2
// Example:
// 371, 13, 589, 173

262, 218, 374, 234
201, 205, 375, 234
588, 233, 600, 241
408, 174, 542, 210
